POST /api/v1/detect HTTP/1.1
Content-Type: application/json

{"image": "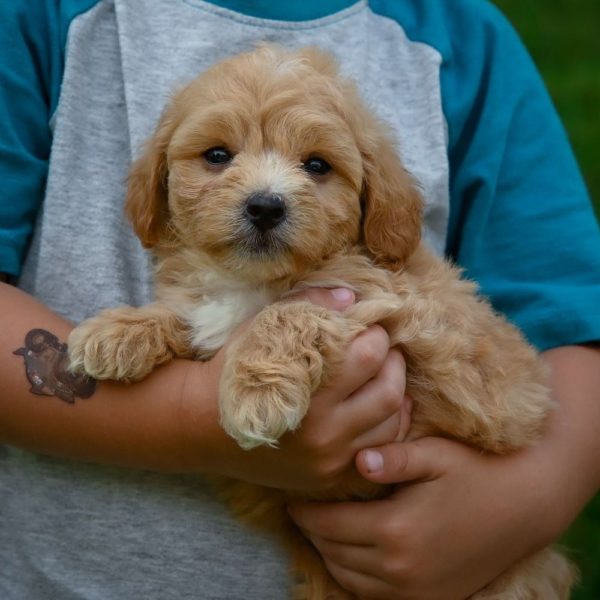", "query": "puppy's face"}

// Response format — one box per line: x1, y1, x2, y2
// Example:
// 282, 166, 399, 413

166, 54, 364, 281
127, 47, 422, 281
